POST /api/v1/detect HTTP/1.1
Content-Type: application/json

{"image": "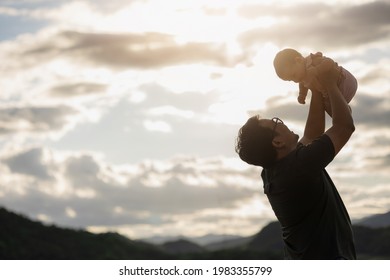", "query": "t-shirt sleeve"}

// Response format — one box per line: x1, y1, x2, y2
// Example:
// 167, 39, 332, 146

296, 134, 335, 170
